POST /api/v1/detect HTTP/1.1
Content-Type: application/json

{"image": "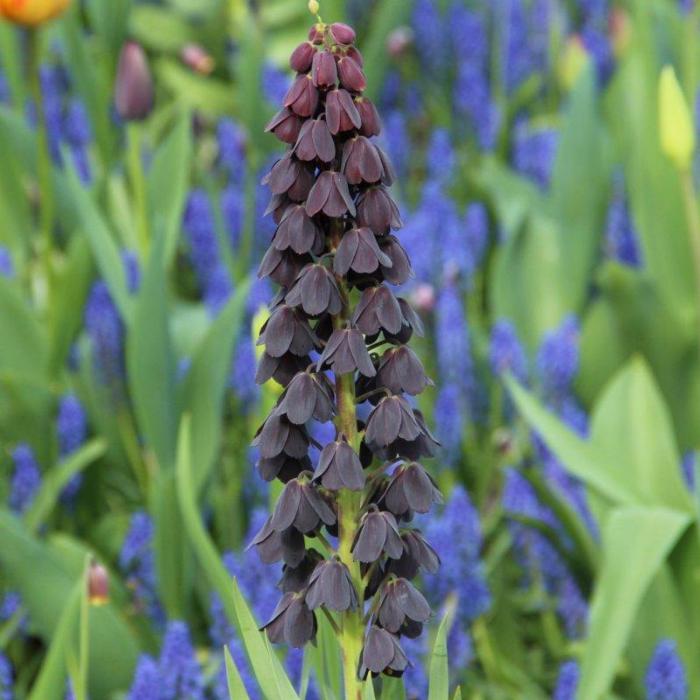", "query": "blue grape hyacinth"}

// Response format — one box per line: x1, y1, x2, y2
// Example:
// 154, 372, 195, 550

645, 639, 687, 700
159, 621, 204, 700
0, 653, 12, 700
120, 512, 161, 622
9, 444, 41, 515
57, 393, 88, 502
490, 319, 528, 382
537, 315, 580, 398
553, 660, 580, 700
127, 655, 160, 700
